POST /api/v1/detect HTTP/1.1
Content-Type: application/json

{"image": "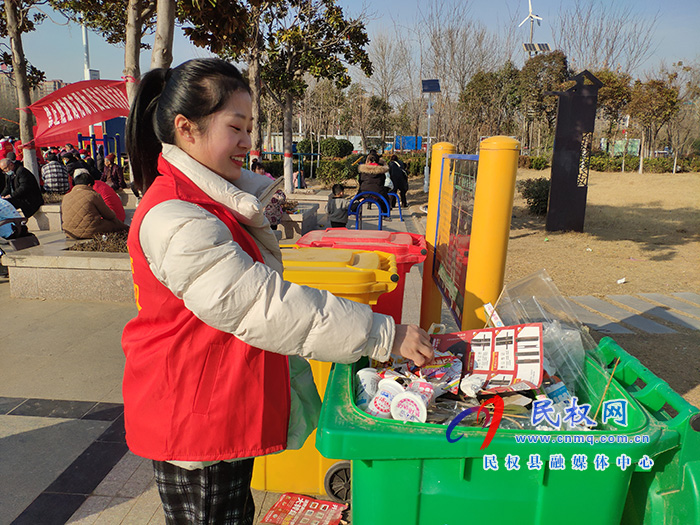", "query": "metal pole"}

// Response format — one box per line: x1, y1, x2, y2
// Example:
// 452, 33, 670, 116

423, 93, 433, 193
82, 25, 95, 138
